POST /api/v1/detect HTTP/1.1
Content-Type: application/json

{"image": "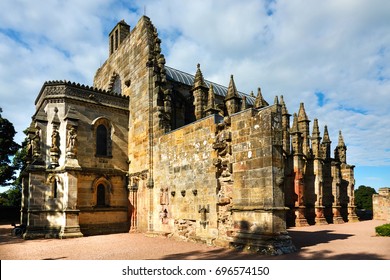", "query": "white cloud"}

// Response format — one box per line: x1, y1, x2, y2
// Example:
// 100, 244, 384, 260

0, 0, 389, 168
